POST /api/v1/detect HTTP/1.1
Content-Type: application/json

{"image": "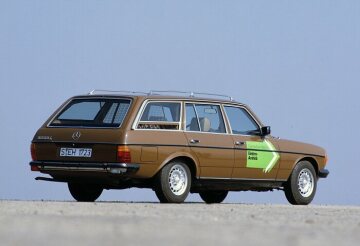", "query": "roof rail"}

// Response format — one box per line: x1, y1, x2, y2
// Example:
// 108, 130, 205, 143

88, 89, 147, 95
149, 90, 234, 101
88, 89, 234, 101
